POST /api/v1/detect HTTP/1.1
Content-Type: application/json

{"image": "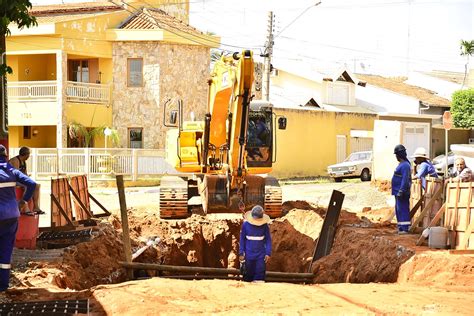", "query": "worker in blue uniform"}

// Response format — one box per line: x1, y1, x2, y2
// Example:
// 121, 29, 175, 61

0, 145, 37, 291
412, 147, 438, 190
239, 205, 272, 282
392, 144, 412, 234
